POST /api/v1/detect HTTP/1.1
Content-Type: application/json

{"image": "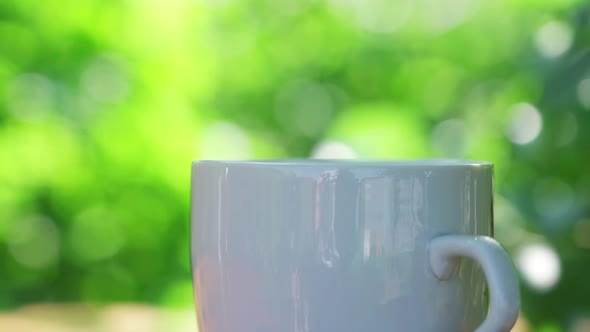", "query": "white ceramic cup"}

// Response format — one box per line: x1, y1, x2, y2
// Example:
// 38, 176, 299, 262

191, 160, 520, 332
